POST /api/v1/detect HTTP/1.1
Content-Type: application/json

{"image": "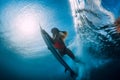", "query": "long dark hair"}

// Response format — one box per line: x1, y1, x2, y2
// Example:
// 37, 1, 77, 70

51, 27, 60, 34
